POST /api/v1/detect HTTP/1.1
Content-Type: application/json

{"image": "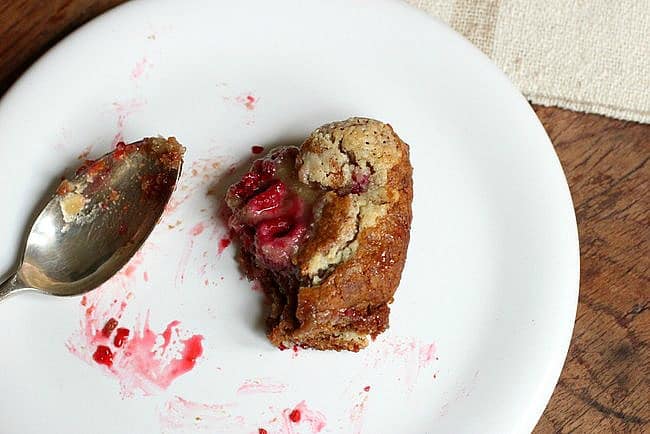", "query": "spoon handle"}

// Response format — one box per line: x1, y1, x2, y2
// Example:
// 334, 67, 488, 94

0, 274, 25, 301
